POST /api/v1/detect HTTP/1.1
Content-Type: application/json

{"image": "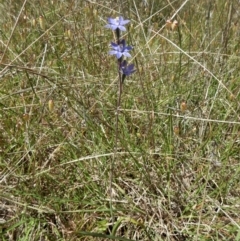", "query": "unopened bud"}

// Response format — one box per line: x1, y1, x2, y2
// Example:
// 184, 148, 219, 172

67, 29, 73, 40
171, 20, 178, 31
23, 113, 29, 122
39, 16, 45, 30
48, 99, 54, 112
166, 20, 172, 30
180, 100, 187, 112
32, 18, 36, 27
174, 126, 180, 136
